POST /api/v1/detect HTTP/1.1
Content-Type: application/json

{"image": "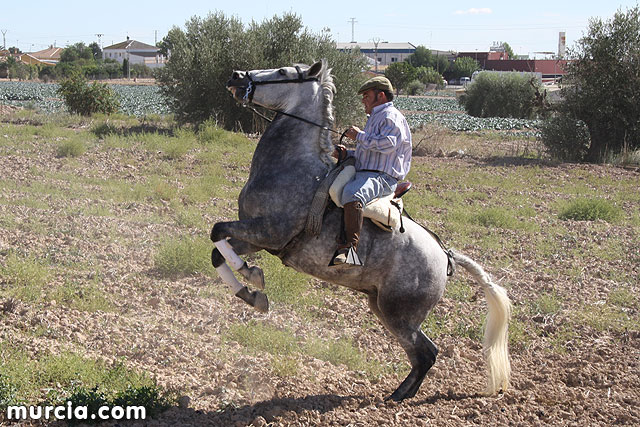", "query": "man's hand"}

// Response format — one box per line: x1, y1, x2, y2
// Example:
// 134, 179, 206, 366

345, 126, 362, 141
332, 144, 348, 162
